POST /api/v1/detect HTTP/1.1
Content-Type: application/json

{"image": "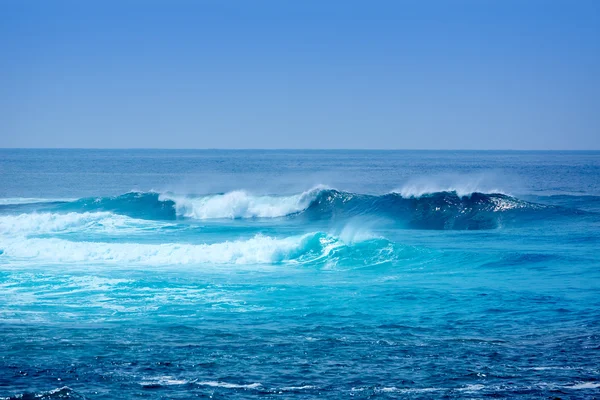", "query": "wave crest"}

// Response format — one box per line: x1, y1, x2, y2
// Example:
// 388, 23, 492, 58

301, 189, 552, 229
160, 186, 324, 219
1, 186, 574, 230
